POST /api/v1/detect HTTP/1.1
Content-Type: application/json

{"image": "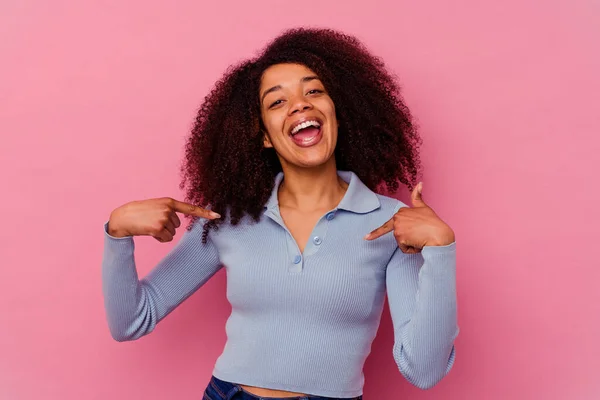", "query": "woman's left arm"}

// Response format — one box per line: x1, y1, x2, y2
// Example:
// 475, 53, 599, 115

365, 182, 459, 389
385, 241, 458, 389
